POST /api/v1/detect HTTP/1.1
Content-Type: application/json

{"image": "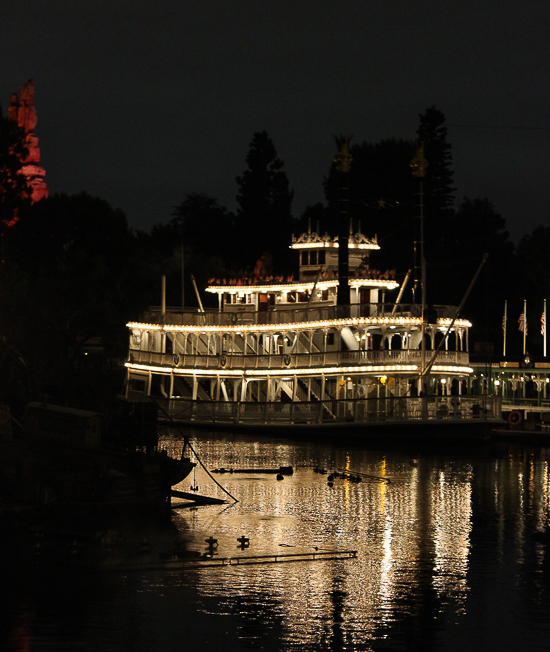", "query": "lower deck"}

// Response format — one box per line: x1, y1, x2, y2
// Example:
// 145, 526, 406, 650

146, 394, 503, 429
